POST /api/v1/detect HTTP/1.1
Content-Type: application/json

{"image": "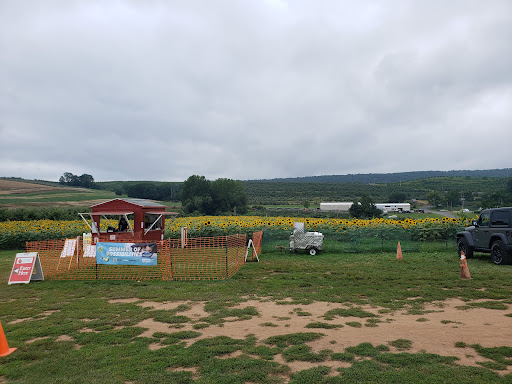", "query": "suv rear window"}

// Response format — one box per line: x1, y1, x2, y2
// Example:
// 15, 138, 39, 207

491, 211, 510, 227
